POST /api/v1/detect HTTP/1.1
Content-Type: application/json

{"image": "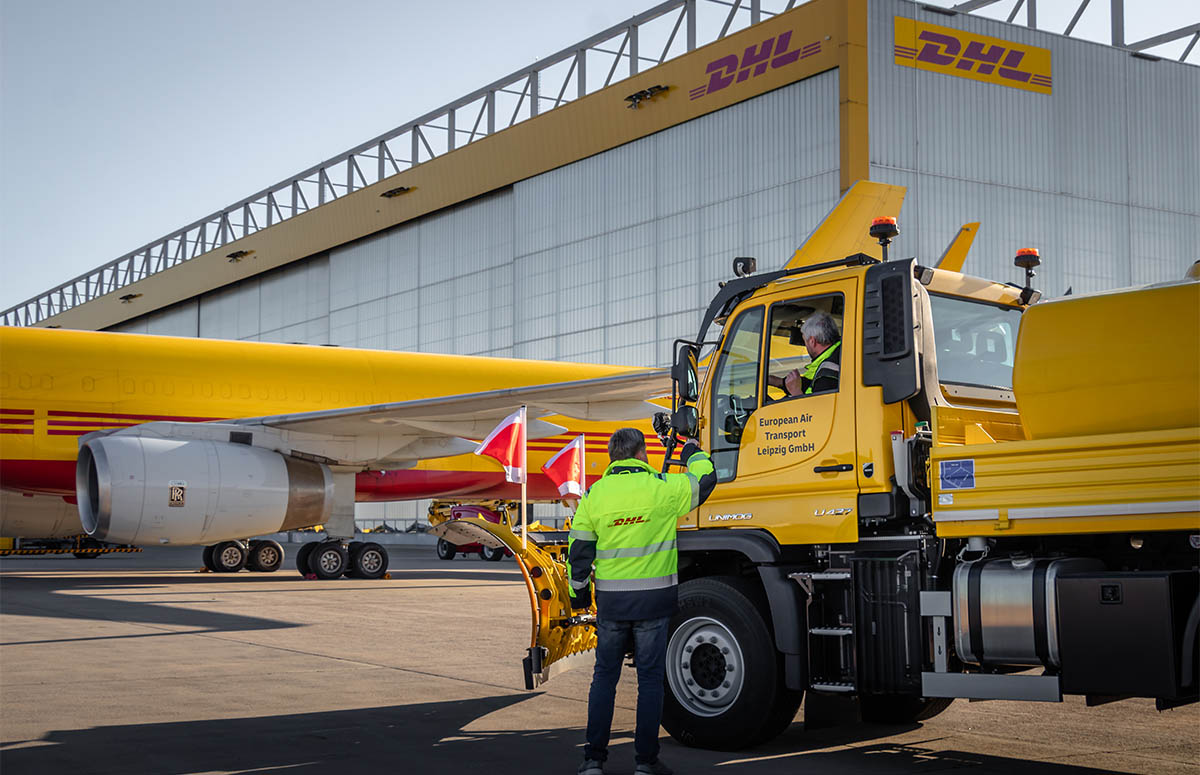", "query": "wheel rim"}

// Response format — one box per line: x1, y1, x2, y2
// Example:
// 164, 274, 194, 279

316, 547, 343, 574
360, 549, 383, 573
666, 616, 745, 718
258, 546, 279, 566
219, 546, 242, 568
